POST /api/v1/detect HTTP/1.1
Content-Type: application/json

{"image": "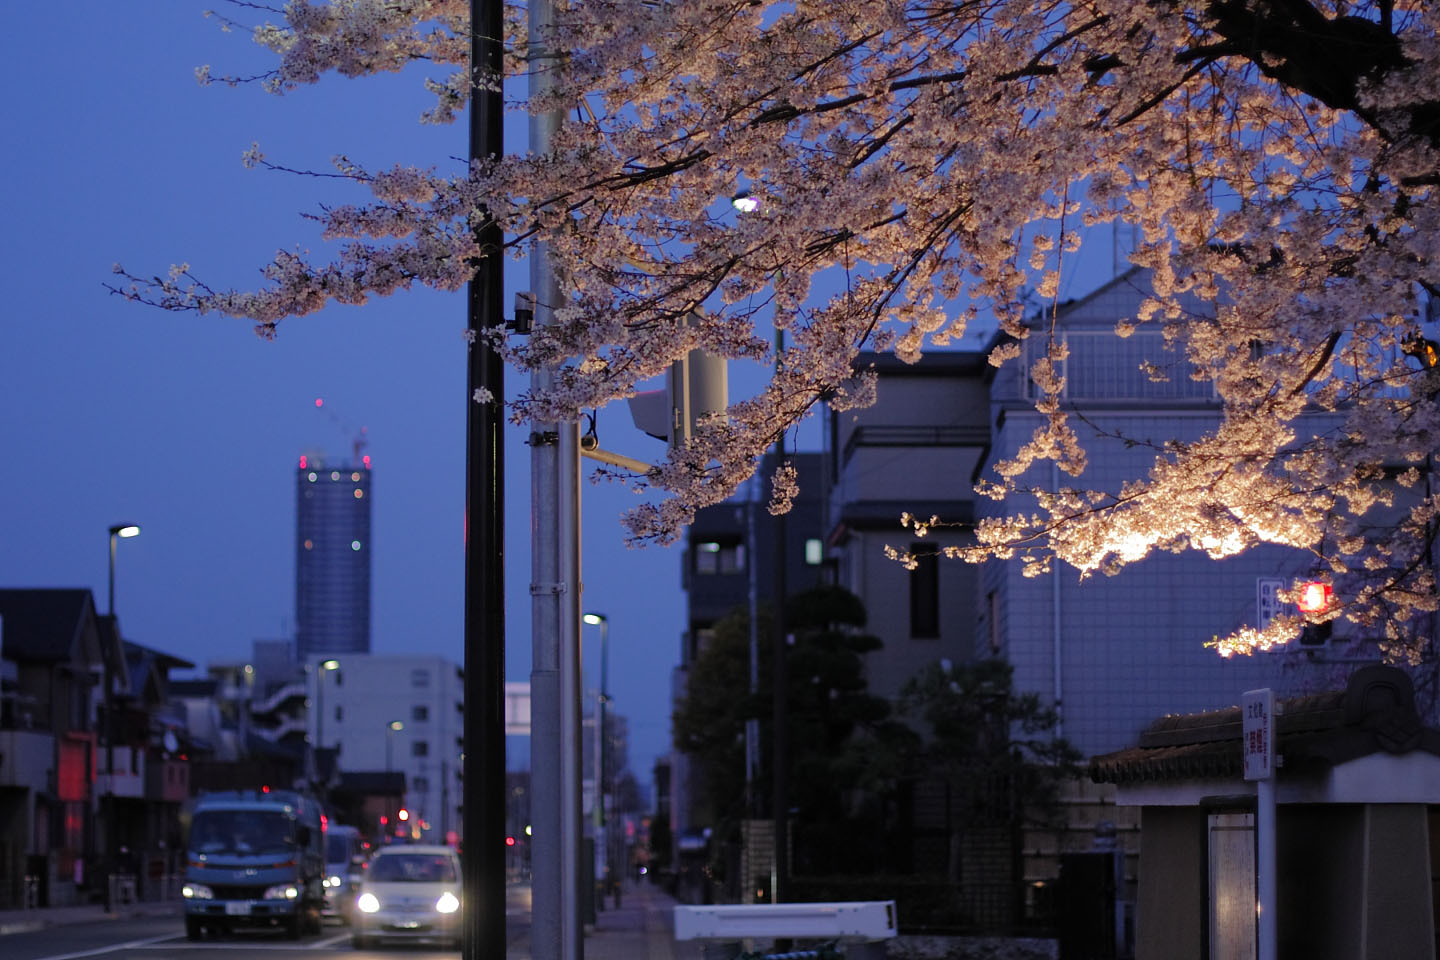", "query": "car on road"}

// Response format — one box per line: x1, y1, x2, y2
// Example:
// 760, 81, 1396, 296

352, 845, 462, 950
322, 824, 368, 924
